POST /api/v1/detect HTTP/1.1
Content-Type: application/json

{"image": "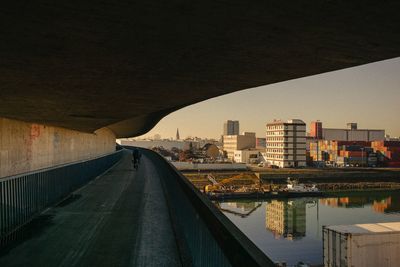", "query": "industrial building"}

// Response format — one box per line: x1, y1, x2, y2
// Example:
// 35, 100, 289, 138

223, 132, 256, 160
266, 119, 306, 168
309, 140, 376, 167
308, 139, 400, 167
371, 141, 400, 167
320, 122, 384, 142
